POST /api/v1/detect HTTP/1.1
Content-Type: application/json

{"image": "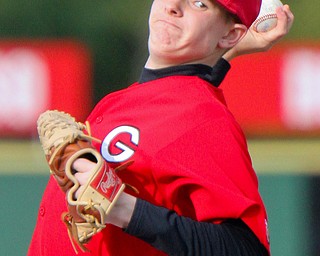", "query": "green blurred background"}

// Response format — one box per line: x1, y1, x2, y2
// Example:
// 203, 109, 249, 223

0, 1, 320, 255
